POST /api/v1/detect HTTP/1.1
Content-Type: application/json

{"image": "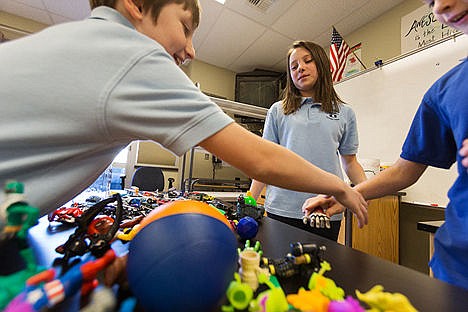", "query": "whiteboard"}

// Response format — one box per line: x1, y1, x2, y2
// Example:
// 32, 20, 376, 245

335, 35, 467, 207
